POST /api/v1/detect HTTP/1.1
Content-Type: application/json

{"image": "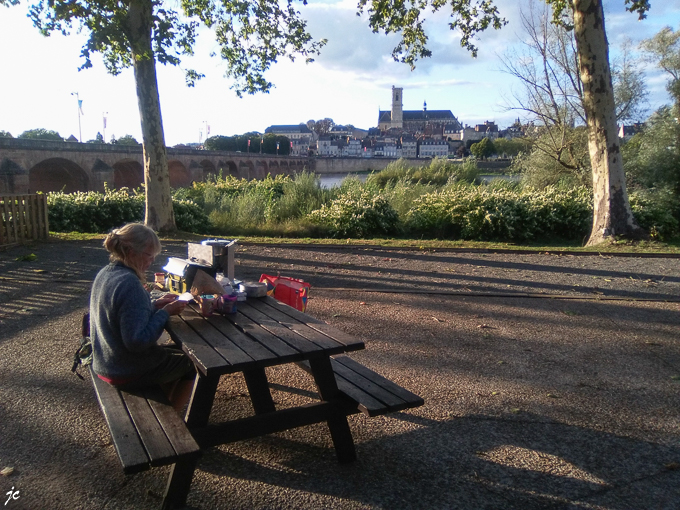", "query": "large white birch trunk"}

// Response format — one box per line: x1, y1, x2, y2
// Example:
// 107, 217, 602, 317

127, 0, 175, 232
571, 0, 646, 245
